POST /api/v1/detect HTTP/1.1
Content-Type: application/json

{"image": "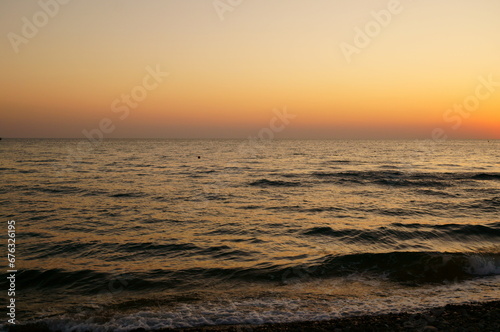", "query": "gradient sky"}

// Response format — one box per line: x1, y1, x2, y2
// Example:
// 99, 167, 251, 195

1, 0, 499, 138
